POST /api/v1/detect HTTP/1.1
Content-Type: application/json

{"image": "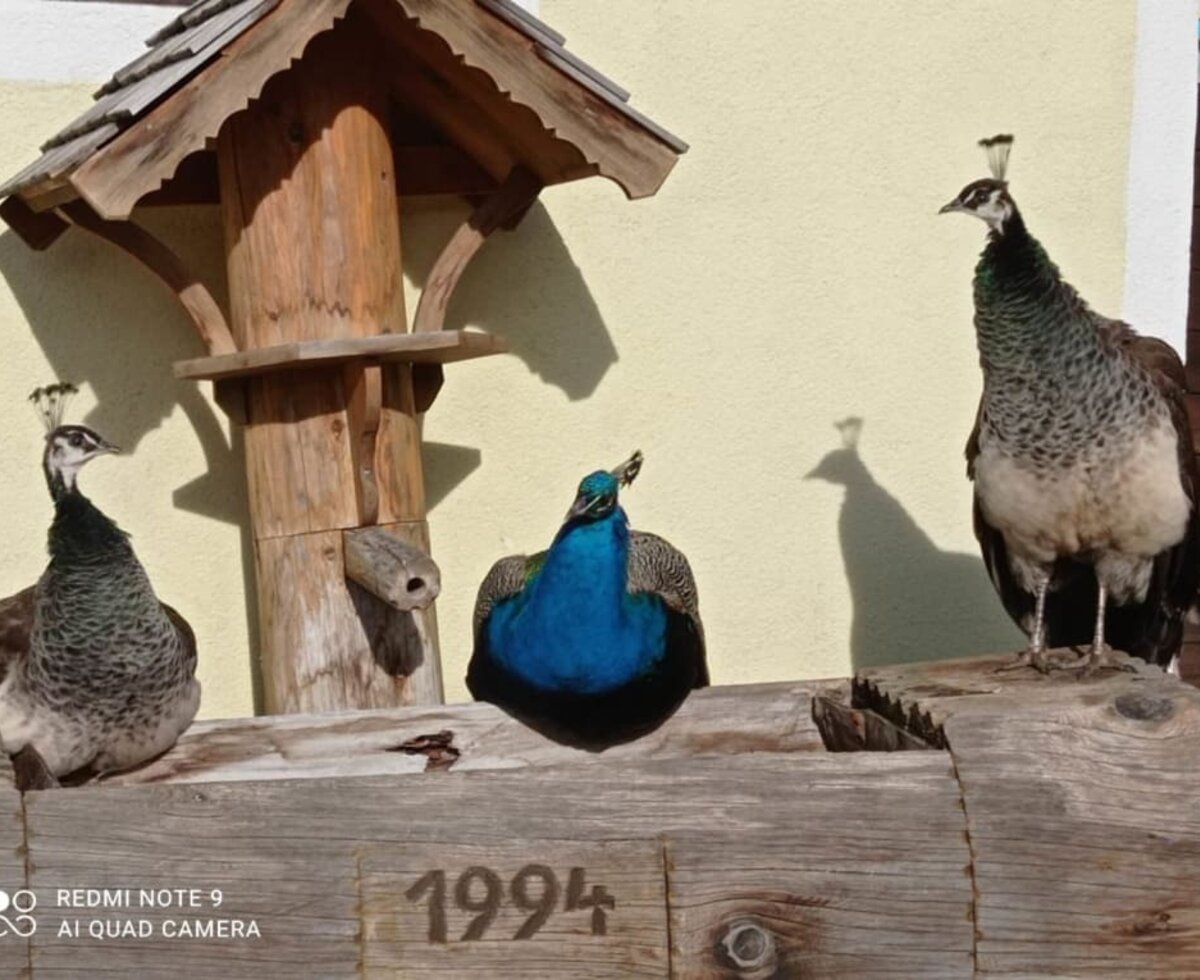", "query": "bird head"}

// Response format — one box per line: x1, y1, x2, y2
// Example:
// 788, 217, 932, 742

564, 450, 643, 523
29, 384, 119, 495
939, 134, 1016, 234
